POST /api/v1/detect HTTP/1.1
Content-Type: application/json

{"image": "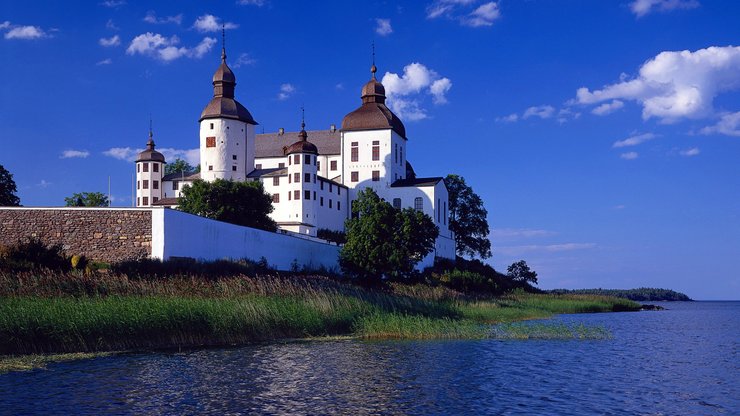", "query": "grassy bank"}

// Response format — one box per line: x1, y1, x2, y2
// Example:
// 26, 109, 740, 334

0, 271, 641, 357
